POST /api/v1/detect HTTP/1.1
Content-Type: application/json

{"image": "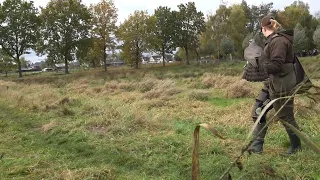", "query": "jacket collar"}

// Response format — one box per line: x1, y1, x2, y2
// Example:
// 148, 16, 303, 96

265, 32, 278, 45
